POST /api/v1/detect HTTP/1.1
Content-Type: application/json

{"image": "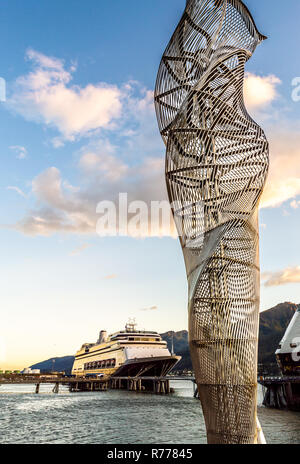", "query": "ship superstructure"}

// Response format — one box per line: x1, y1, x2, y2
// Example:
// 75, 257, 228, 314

276, 306, 300, 376
72, 321, 180, 378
